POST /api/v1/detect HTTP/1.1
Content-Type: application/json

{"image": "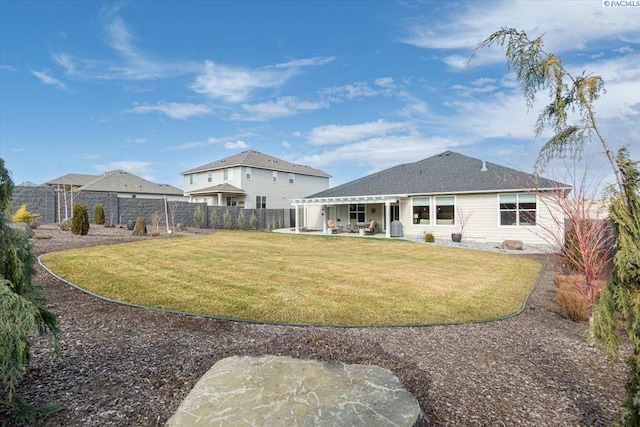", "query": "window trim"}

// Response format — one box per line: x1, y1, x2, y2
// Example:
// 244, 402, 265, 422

412, 196, 431, 225
288, 173, 295, 184
498, 193, 537, 226
245, 167, 252, 180
272, 171, 278, 183
435, 196, 456, 226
